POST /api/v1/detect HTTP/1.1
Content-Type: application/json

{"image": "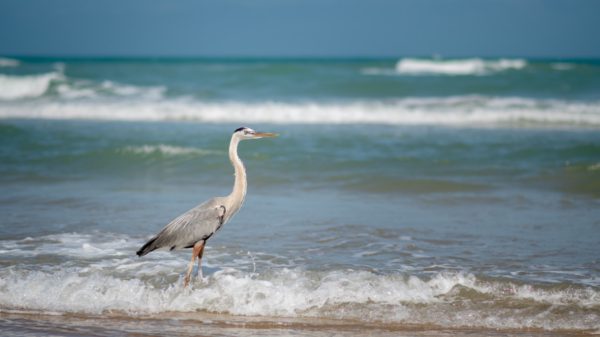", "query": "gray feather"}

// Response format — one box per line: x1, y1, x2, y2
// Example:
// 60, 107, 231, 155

136, 198, 226, 257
